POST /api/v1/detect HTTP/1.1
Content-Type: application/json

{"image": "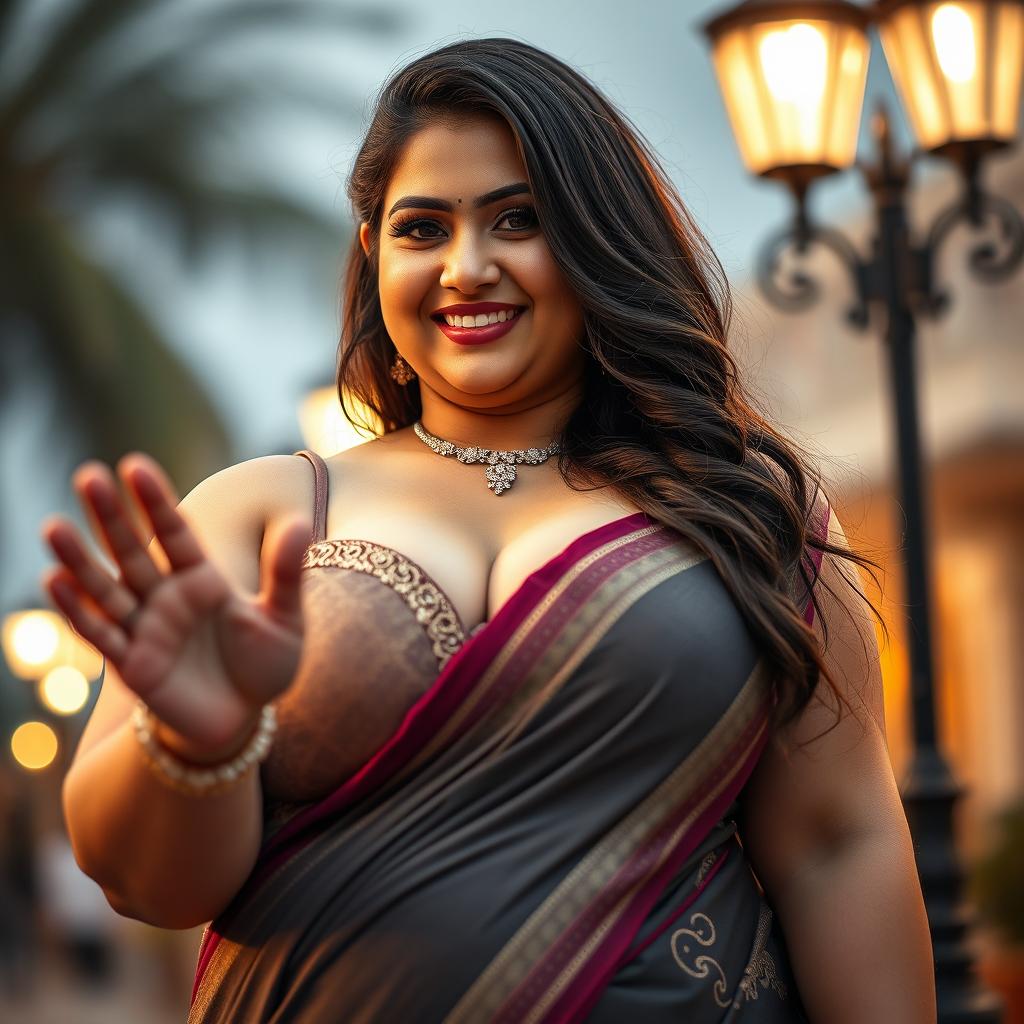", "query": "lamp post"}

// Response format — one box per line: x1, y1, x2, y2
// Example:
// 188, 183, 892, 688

700, 1, 1024, 1021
